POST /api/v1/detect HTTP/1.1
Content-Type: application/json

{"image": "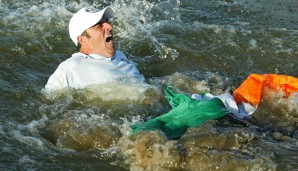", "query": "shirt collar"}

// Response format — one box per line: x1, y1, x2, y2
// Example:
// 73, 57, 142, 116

89, 54, 110, 60
76, 52, 116, 61
90, 53, 117, 60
